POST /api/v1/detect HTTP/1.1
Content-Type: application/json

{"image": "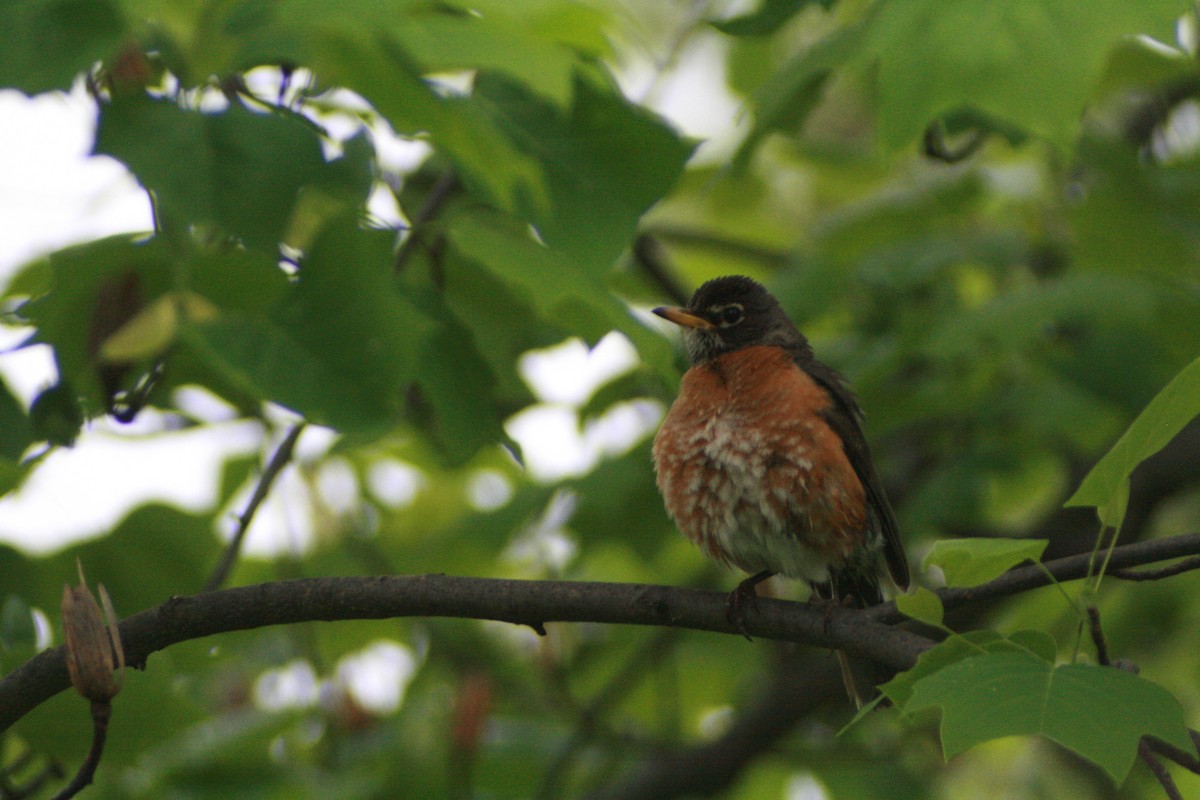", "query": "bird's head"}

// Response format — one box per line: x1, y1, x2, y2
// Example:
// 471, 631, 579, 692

652, 275, 807, 365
